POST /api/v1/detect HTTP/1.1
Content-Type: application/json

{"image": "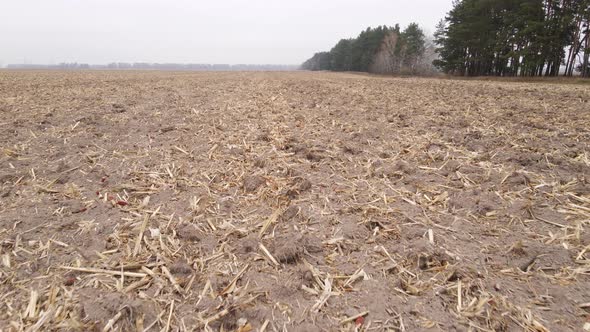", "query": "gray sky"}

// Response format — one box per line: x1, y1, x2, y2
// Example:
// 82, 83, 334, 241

0, 0, 453, 65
